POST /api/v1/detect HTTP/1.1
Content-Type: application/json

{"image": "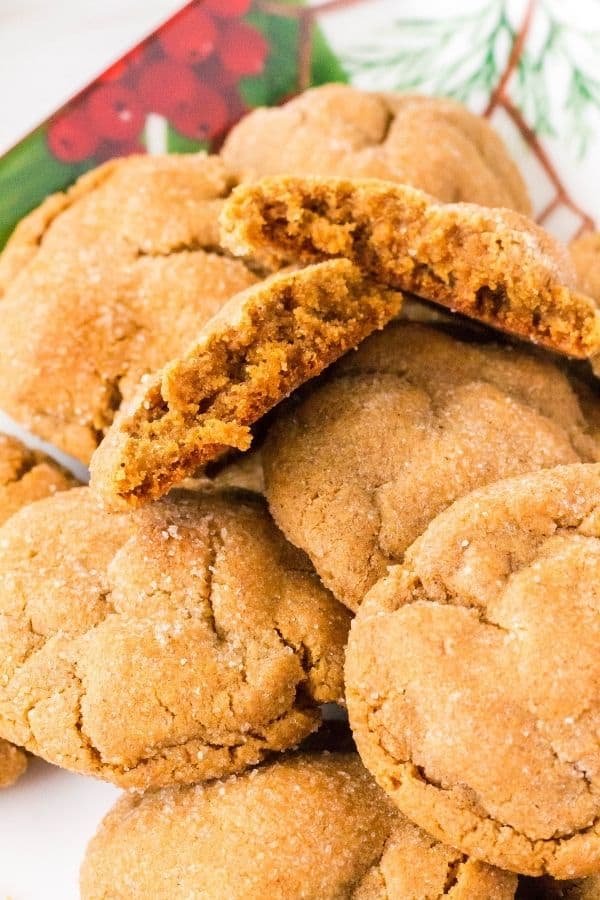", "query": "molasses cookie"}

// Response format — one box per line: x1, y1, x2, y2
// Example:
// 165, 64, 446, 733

262, 322, 599, 610
0, 154, 260, 463
221, 84, 530, 213
346, 463, 600, 877
81, 752, 517, 899
0, 433, 76, 527
570, 232, 600, 305
0, 433, 78, 786
220, 175, 600, 357
89, 260, 401, 507
0, 487, 349, 790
